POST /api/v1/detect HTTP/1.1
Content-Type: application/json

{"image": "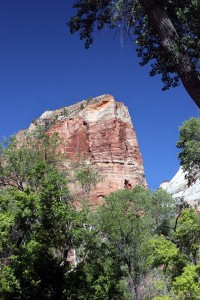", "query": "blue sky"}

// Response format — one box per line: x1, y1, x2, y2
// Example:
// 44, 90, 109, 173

0, 0, 197, 189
